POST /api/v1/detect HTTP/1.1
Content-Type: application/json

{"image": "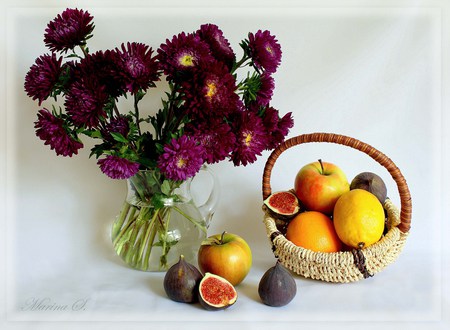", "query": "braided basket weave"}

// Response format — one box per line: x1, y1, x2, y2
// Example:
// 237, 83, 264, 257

262, 133, 412, 283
